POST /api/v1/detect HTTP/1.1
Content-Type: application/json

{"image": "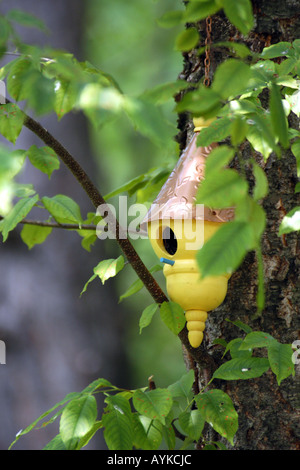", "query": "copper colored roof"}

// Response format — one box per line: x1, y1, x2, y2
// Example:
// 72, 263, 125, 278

141, 132, 235, 227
